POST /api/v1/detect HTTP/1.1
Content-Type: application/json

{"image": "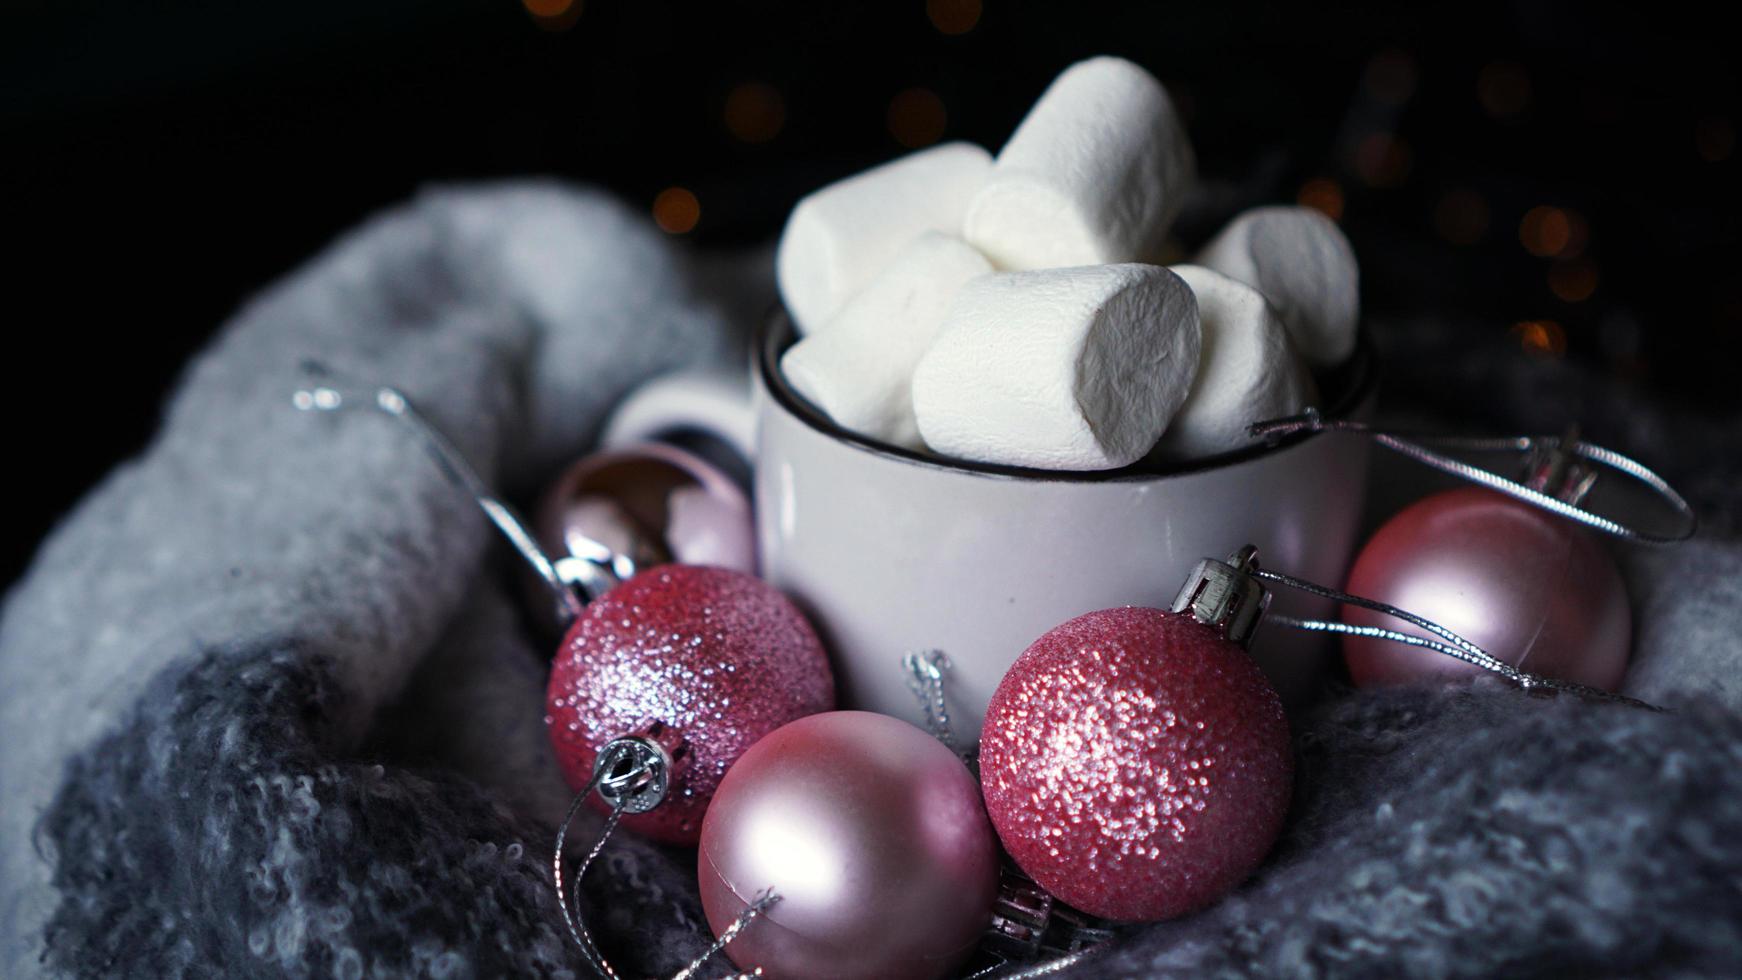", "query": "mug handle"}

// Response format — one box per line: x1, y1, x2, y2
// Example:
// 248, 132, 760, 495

601, 369, 757, 462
